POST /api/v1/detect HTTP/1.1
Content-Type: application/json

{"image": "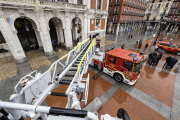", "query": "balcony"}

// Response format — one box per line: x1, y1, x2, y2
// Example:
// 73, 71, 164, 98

115, 2, 120, 6
160, 12, 167, 16
114, 12, 118, 15
122, 11, 126, 15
